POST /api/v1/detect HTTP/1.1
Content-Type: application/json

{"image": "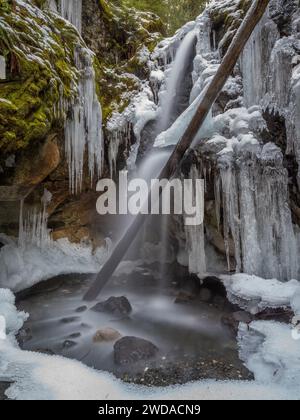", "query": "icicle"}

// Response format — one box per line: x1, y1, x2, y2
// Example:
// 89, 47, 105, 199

185, 165, 206, 275
218, 144, 299, 281
59, 0, 82, 33
65, 46, 103, 193
0, 56, 6, 80
240, 9, 279, 107
18, 200, 24, 248
108, 131, 121, 178
18, 190, 52, 249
